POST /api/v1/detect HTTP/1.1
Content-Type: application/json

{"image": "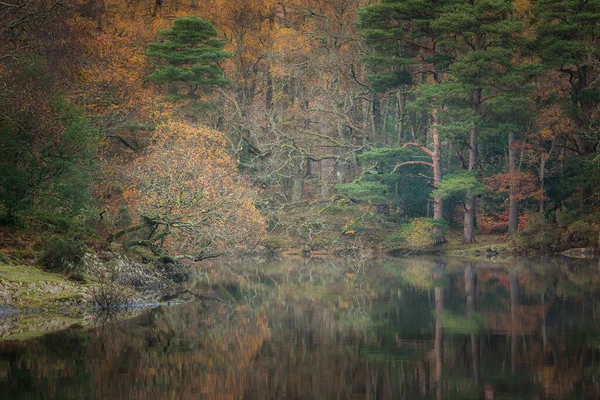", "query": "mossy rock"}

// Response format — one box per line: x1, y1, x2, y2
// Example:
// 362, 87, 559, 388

561, 248, 594, 259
